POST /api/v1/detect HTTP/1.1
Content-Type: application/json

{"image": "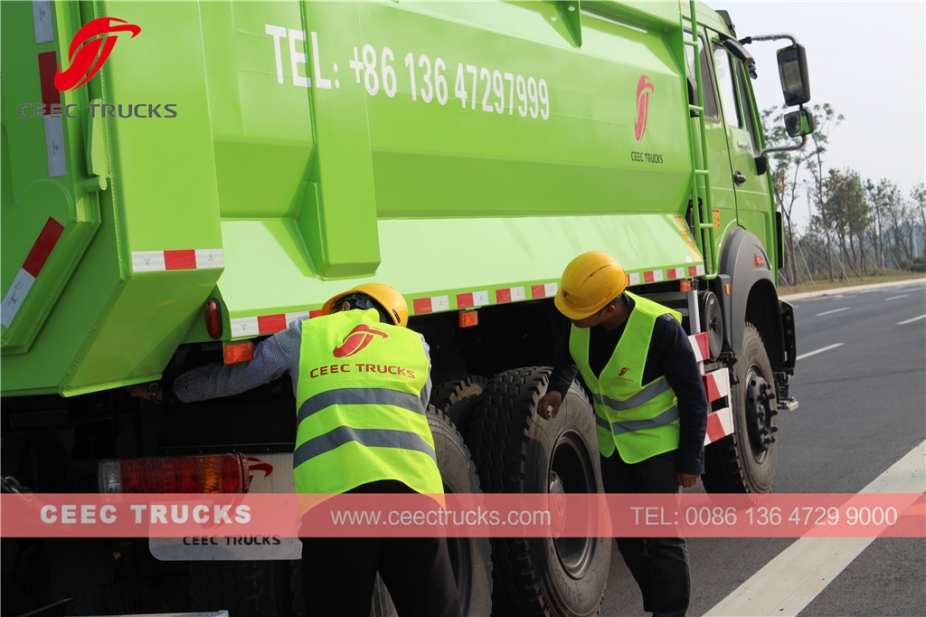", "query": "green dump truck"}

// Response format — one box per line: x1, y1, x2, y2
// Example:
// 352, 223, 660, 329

2, 1, 812, 615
